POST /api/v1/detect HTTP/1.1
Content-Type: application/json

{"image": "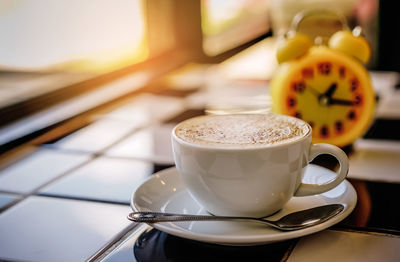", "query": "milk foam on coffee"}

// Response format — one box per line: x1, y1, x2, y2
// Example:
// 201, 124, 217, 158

175, 114, 309, 148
